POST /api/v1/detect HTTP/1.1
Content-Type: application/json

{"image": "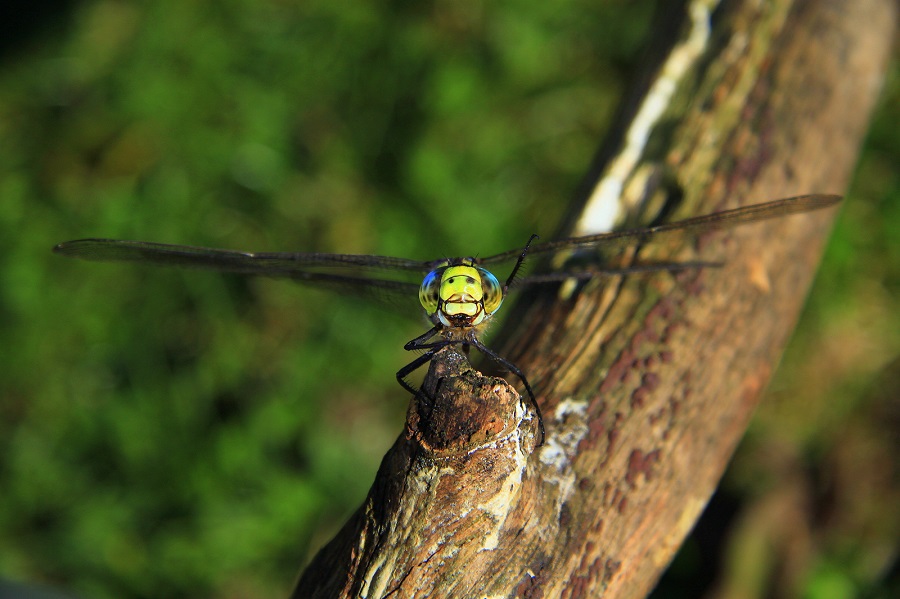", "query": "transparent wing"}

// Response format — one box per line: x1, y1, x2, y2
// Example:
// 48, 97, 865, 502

513, 260, 724, 287
53, 238, 425, 312
478, 194, 841, 266
53, 239, 434, 272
